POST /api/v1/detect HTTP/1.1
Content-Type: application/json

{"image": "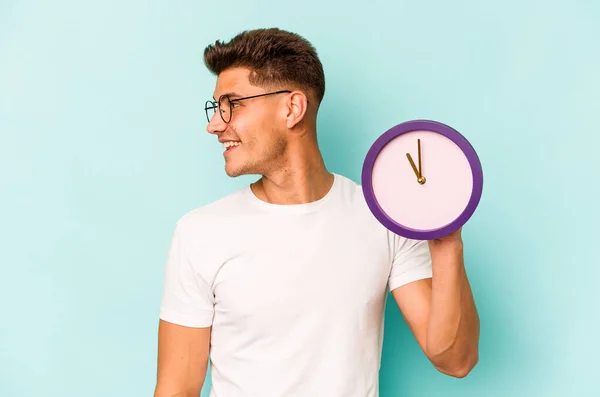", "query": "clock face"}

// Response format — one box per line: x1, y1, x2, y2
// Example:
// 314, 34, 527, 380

362, 120, 483, 240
